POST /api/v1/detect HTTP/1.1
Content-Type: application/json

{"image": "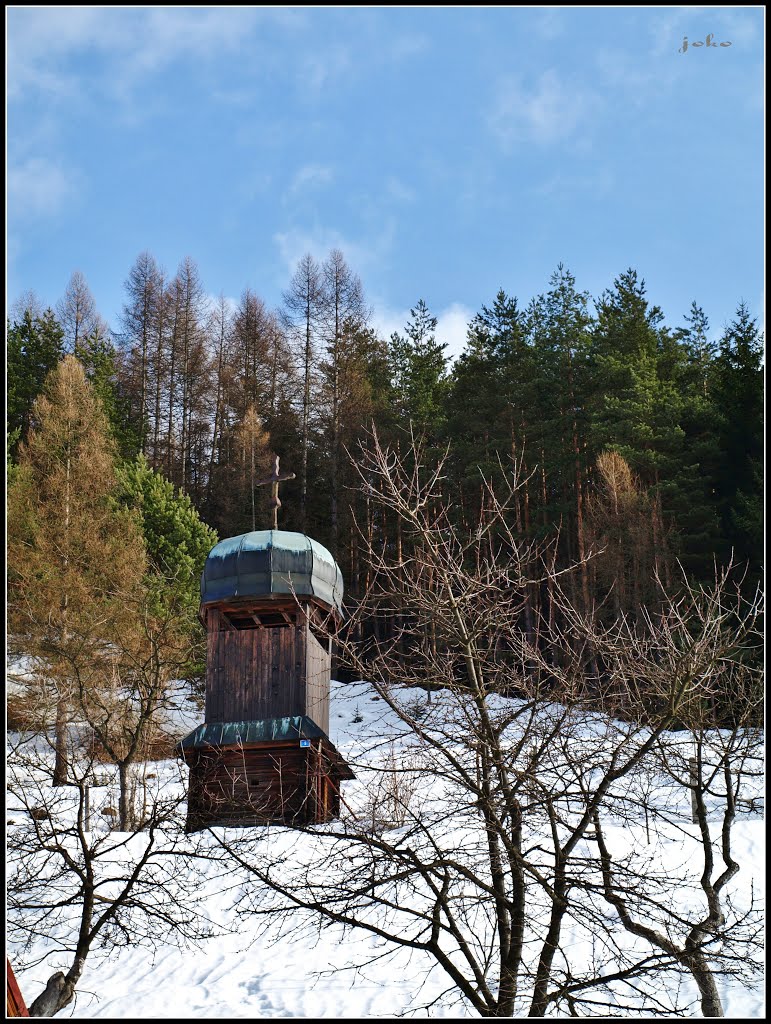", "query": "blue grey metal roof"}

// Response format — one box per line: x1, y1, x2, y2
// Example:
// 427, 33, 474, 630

177, 715, 330, 750
200, 530, 343, 613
